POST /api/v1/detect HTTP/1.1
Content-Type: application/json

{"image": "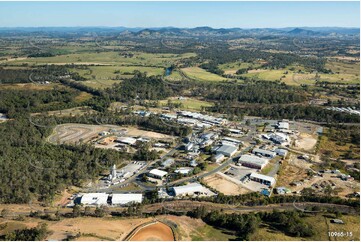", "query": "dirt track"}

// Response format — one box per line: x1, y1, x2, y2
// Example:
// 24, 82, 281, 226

130, 222, 174, 241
